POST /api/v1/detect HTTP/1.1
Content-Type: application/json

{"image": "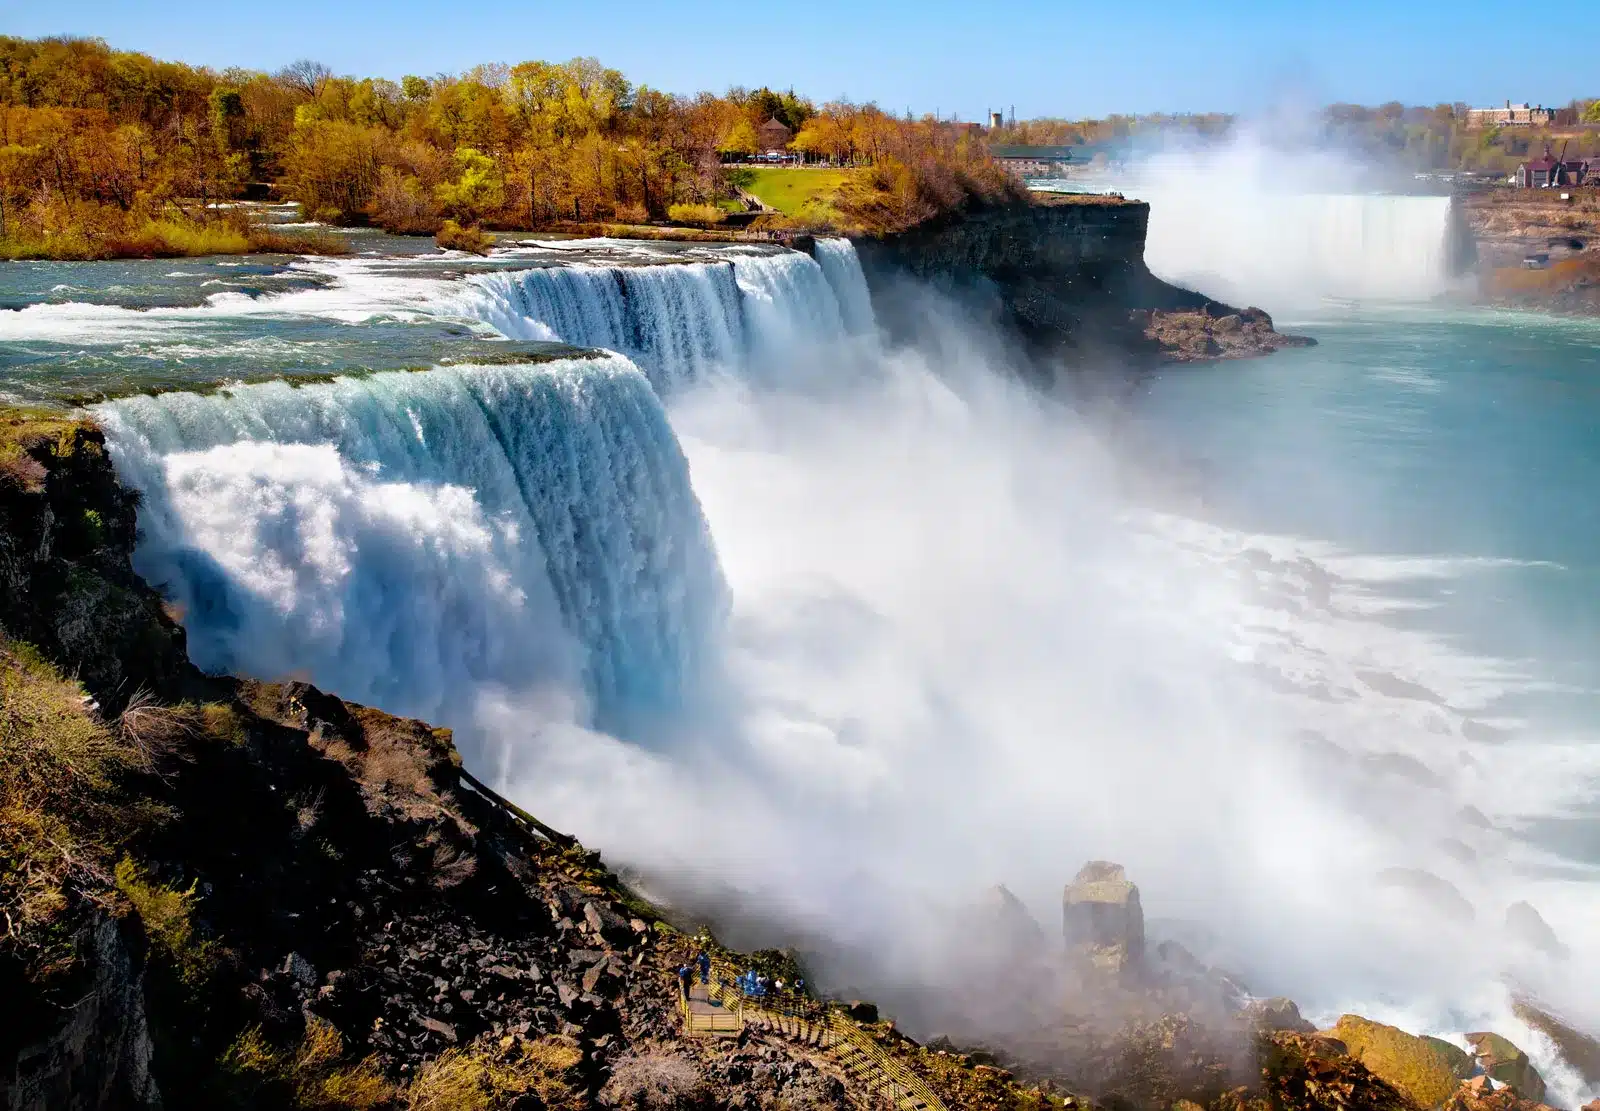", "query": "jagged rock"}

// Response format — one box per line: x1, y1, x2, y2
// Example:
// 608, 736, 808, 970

1245, 997, 1317, 1034
1333, 1014, 1474, 1108
281, 951, 317, 988
844, 1002, 879, 1024
984, 884, 1046, 950
3, 915, 160, 1111
1376, 868, 1475, 923
1511, 999, 1600, 1086
1064, 860, 1145, 976
1504, 903, 1568, 959
1465, 1032, 1545, 1104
